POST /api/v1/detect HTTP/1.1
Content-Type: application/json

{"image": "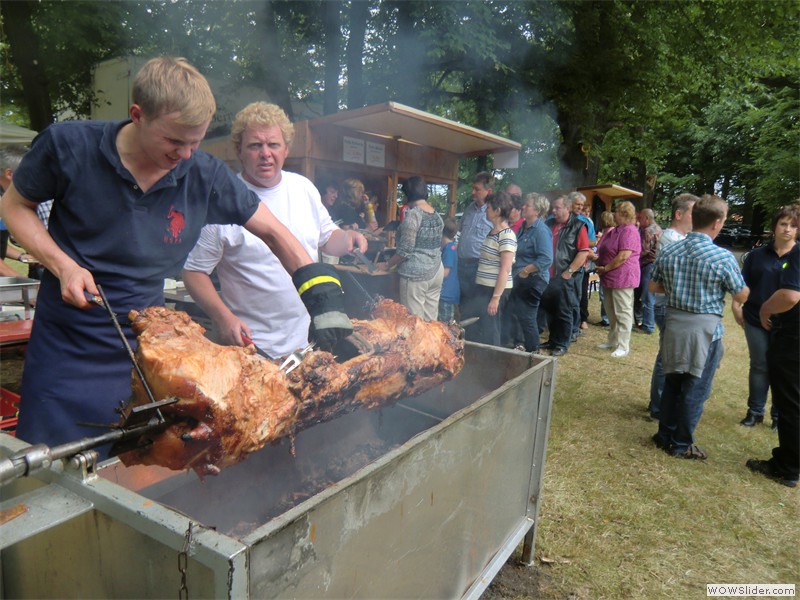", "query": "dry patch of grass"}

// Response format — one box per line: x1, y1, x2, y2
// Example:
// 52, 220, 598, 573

490, 293, 799, 599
